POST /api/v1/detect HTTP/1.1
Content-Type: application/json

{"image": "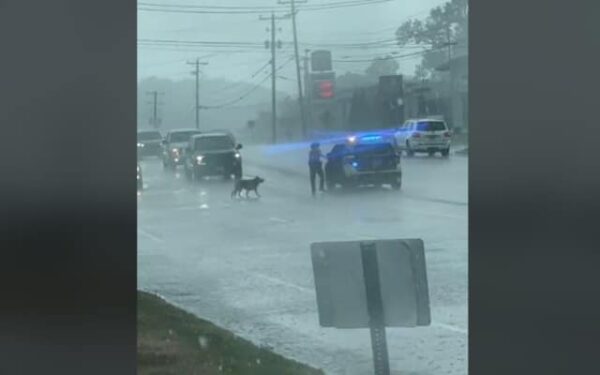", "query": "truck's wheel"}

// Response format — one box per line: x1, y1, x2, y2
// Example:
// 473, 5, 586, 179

441, 147, 450, 157
406, 141, 414, 157
391, 177, 401, 190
